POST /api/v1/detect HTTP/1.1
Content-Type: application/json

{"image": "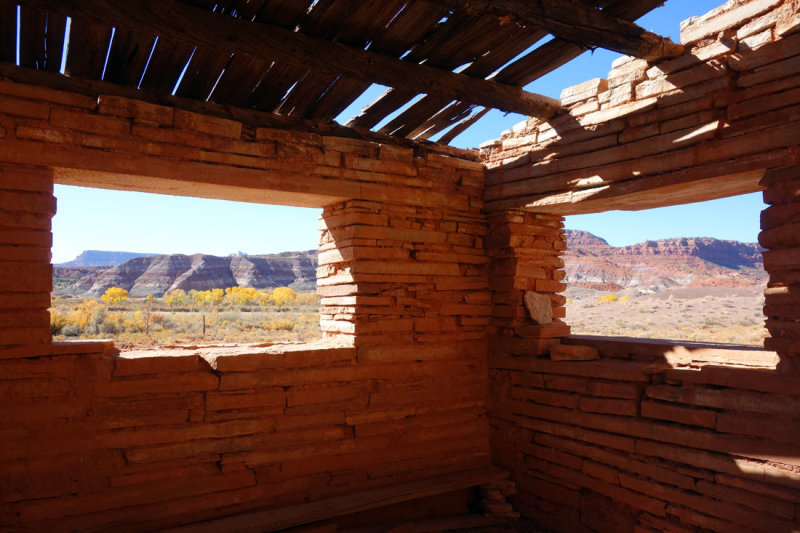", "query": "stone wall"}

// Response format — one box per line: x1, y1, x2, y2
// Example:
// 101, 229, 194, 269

0, 121, 491, 529
490, 337, 800, 532
0, 66, 478, 211
761, 164, 800, 373
482, 3, 800, 531
481, 0, 800, 214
